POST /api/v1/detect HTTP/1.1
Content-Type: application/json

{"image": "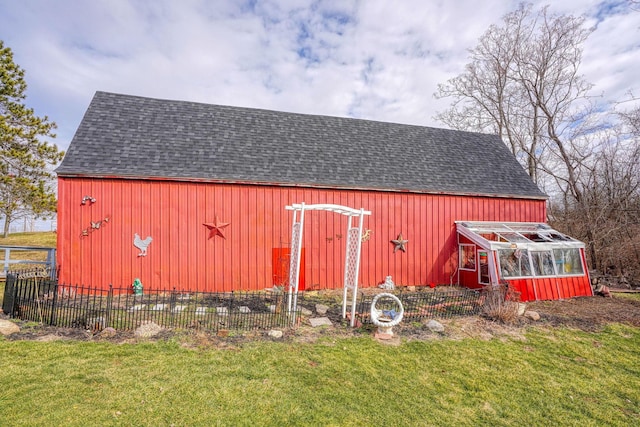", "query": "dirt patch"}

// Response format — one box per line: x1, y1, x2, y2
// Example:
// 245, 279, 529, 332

2, 293, 639, 346
526, 294, 640, 331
